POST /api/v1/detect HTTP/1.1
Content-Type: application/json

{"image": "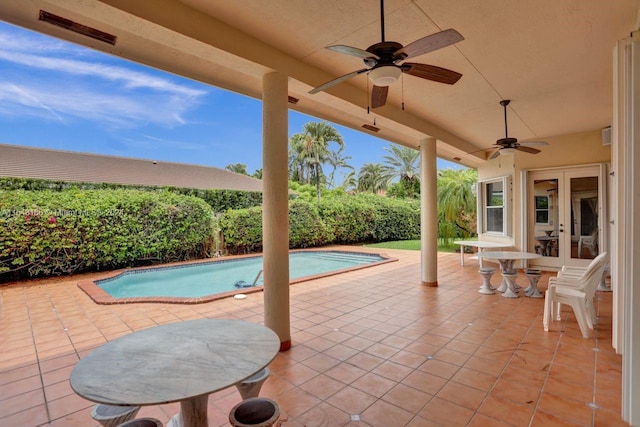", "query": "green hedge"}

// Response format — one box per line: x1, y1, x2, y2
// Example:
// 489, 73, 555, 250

0, 177, 263, 213
219, 195, 420, 254
0, 189, 215, 279
317, 196, 377, 243
289, 200, 333, 248
218, 206, 264, 254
